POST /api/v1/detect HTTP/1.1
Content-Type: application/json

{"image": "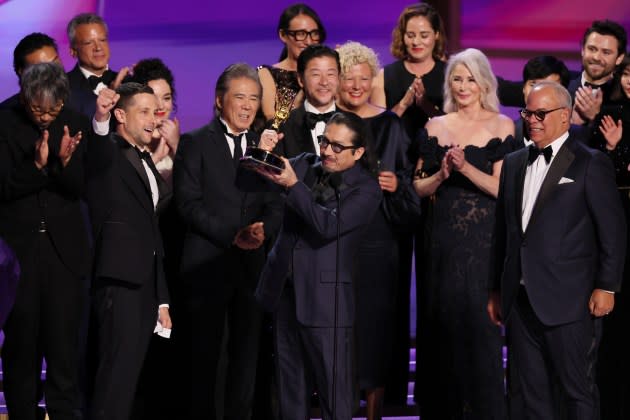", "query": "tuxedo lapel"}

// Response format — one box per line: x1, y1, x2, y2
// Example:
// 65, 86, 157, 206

117, 139, 153, 213
527, 142, 574, 230
514, 151, 529, 234
208, 120, 237, 175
